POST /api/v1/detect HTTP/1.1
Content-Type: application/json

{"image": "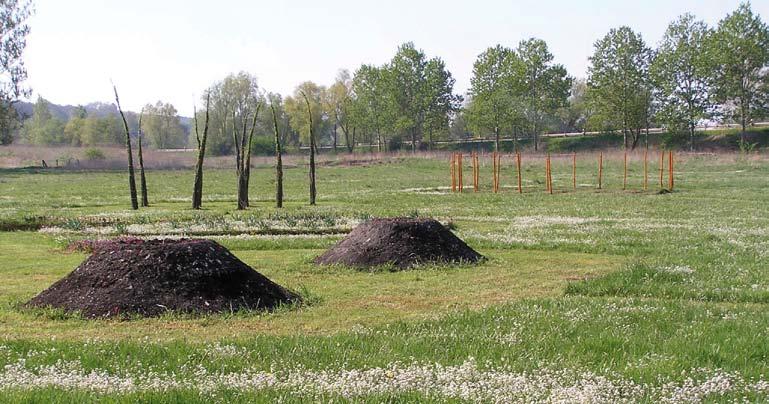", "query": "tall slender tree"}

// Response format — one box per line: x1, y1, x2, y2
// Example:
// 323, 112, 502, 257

192, 94, 210, 210
467, 45, 519, 151
512, 38, 572, 151
651, 14, 713, 152
587, 27, 652, 150
0, 0, 31, 145
137, 109, 149, 207
710, 2, 769, 146
300, 90, 317, 205
113, 85, 138, 210
270, 96, 284, 208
